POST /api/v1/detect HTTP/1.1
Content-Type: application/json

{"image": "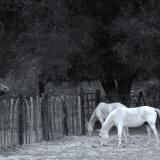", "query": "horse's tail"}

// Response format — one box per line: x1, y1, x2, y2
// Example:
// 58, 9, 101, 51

87, 109, 97, 136
155, 108, 160, 118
